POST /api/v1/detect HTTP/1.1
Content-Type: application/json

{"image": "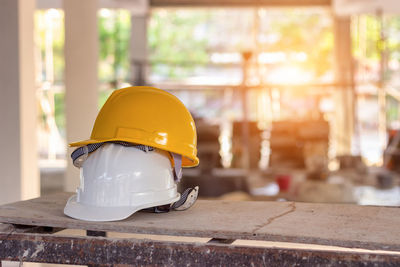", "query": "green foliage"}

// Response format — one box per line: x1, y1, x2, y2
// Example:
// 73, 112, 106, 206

54, 92, 65, 136
264, 9, 334, 78
35, 10, 65, 134
353, 15, 400, 84
148, 10, 210, 77
353, 15, 400, 62
148, 8, 334, 80
352, 15, 381, 61
99, 90, 112, 109
98, 10, 131, 84
34, 10, 65, 83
